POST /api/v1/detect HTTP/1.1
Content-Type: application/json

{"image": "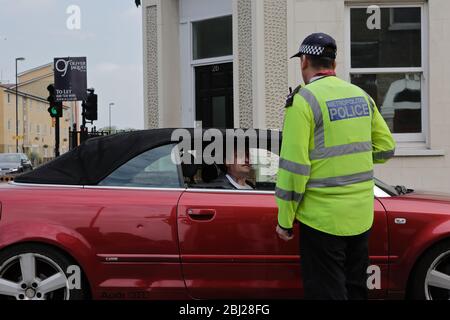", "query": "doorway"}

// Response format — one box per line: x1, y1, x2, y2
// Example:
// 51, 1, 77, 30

195, 62, 234, 128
